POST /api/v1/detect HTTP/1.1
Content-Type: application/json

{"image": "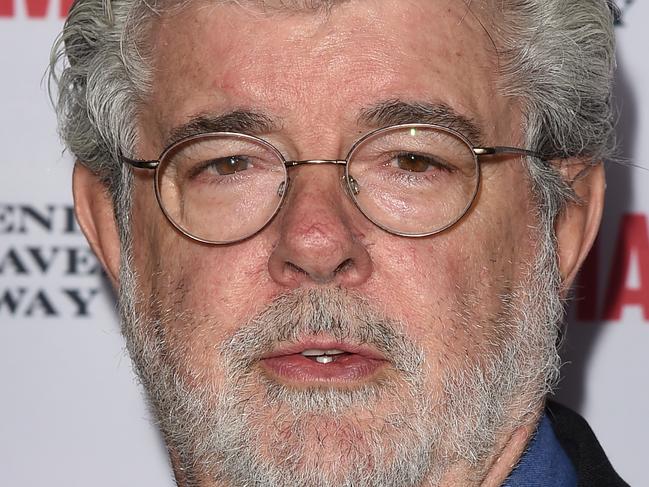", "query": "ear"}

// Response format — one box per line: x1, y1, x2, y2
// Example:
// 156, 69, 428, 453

73, 163, 121, 288
554, 161, 605, 295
